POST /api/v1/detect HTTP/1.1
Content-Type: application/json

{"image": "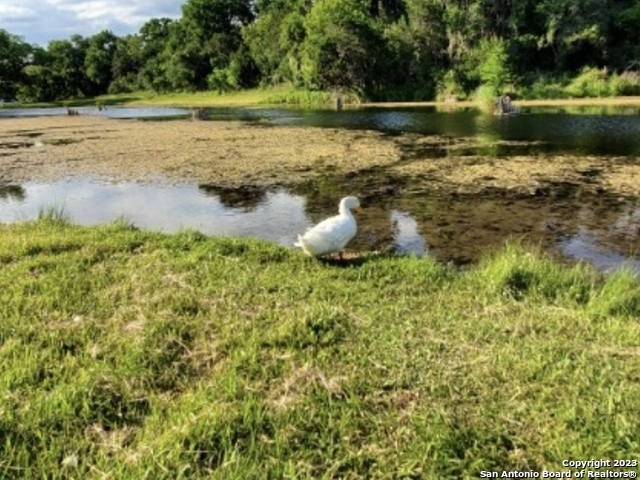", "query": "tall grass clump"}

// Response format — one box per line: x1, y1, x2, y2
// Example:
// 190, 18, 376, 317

565, 67, 612, 97
263, 88, 361, 106
1, 221, 639, 478
472, 241, 597, 304
608, 70, 640, 96
474, 84, 500, 112
518, 68, 640, 99
520, 74, 569, 99
561, 67, 639, 98
36, 203, 70, 223
589, 268, 640, 317
264, 88, 330, 105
